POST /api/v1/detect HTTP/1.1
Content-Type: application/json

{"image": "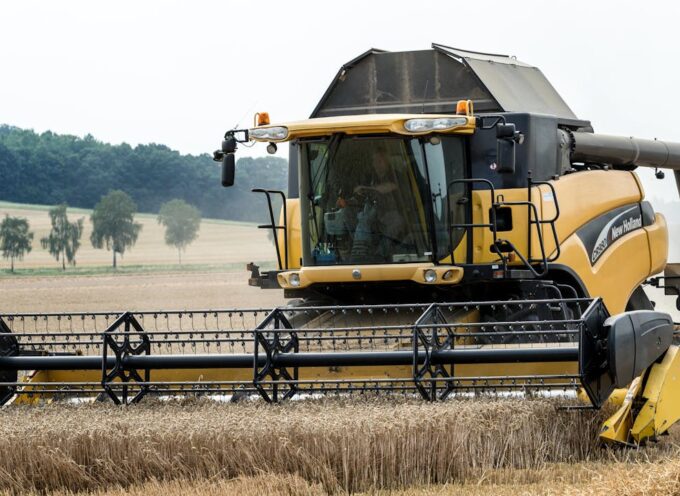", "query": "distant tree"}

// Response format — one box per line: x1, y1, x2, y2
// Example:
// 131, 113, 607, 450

90, 190, 142, 268
0, 215, 33, 272
40, 204, 84, 270
157, 199, 201, 264
0, 125, 289, 223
